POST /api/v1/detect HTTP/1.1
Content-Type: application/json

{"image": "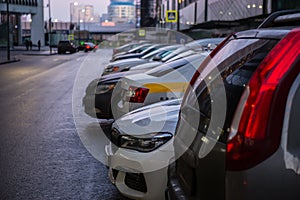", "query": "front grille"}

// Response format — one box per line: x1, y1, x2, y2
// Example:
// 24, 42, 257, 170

125, 172, 147, 193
